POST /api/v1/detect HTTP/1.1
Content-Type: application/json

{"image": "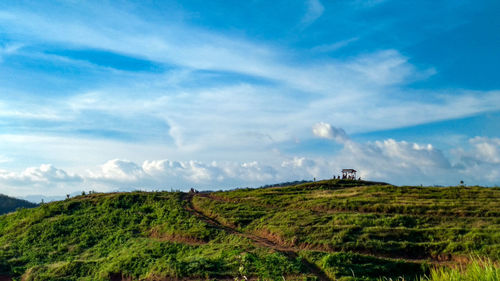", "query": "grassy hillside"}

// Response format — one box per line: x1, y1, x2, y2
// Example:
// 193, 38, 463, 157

0, 194, 38, 215
0, 180, 499, 281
